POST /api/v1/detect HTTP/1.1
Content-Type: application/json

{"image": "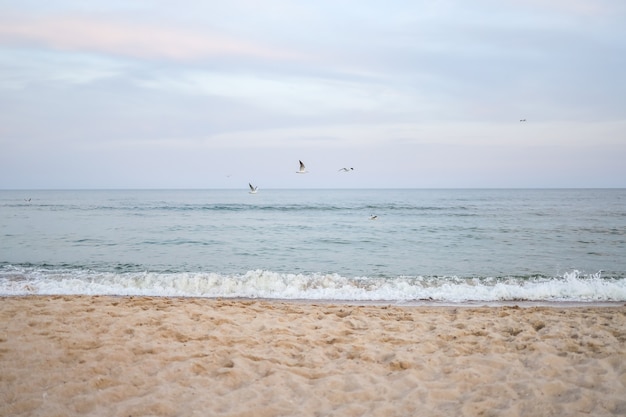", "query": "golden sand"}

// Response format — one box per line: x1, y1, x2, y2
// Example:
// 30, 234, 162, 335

1, 296, 625, 416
